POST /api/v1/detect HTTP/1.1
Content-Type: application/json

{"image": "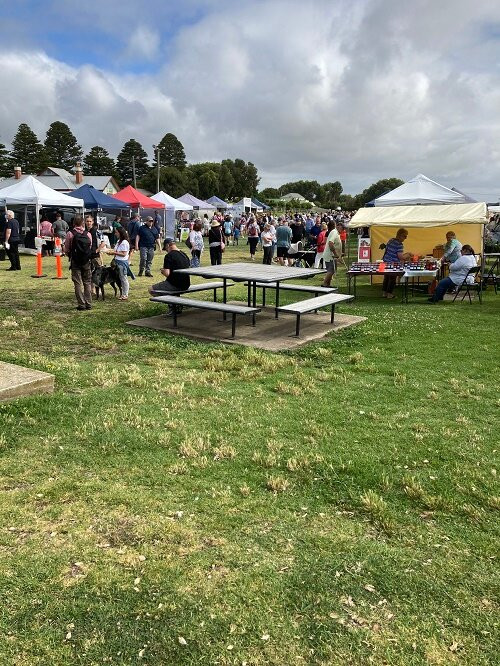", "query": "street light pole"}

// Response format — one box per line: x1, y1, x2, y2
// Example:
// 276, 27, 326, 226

153, 144, 161, 193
